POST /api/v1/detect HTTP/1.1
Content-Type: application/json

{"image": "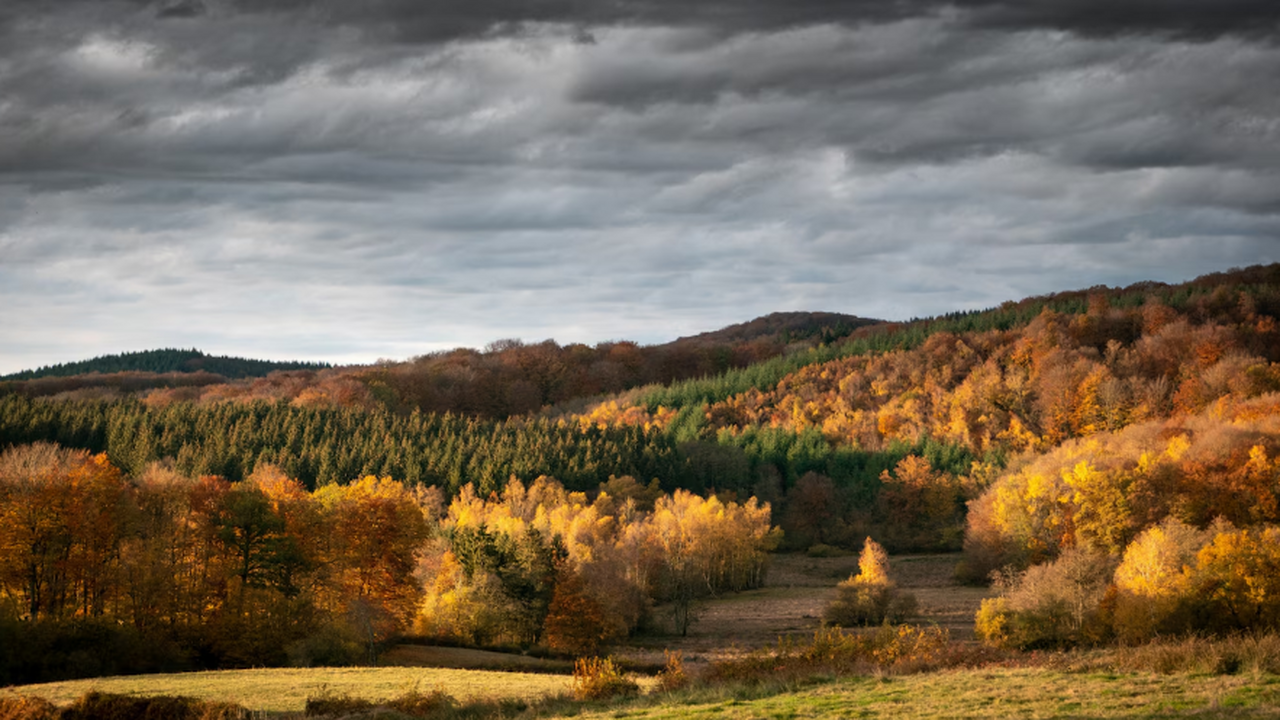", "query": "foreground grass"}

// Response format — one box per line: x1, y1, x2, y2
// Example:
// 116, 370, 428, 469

9, 631, 1280, 719
6, 665, 1280, 719
1, 666, 571, 713
569, 668, 1280, 720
